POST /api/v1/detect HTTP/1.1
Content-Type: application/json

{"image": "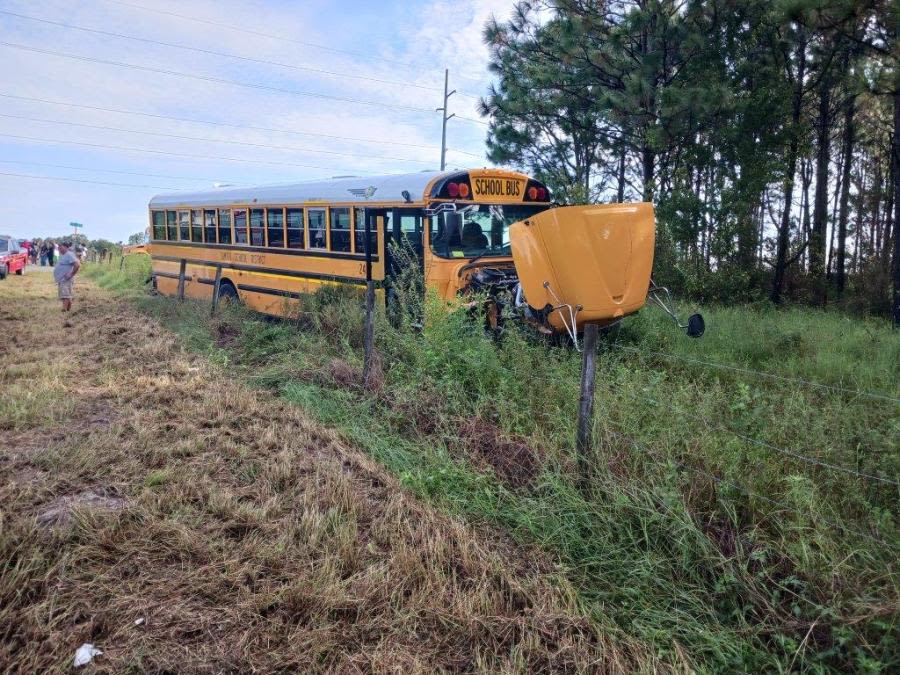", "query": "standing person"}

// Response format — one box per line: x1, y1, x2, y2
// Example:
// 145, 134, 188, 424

39, 240, 50, 266
29, 241, 38, 265
54, 241, 81, 312
53, 242, 59, 266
